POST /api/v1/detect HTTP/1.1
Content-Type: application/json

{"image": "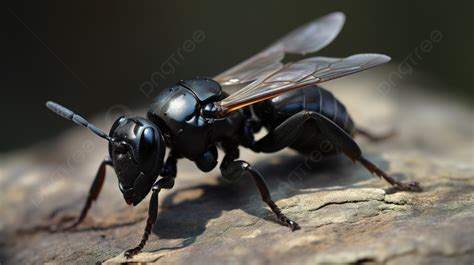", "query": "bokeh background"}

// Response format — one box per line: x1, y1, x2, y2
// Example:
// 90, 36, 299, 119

3, 0, 473, 151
